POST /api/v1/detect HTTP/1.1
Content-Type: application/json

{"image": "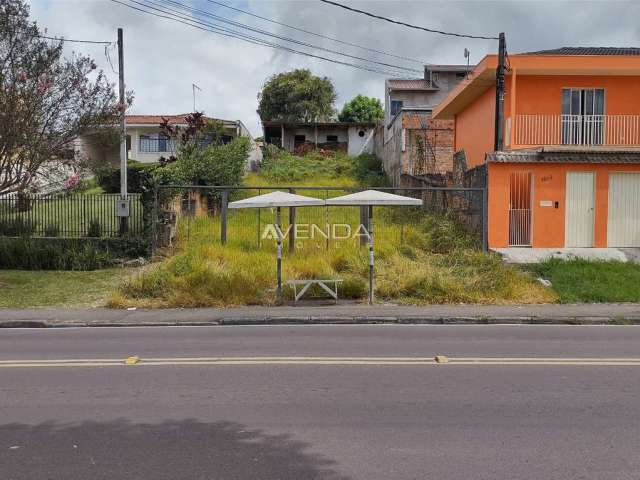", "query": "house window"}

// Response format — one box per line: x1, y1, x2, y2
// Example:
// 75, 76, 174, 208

326, 135, 338, 142
561, 88, 605, 145
294, 135, 306, 147
139, 133, 172, 153
390, 100, 403, 116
